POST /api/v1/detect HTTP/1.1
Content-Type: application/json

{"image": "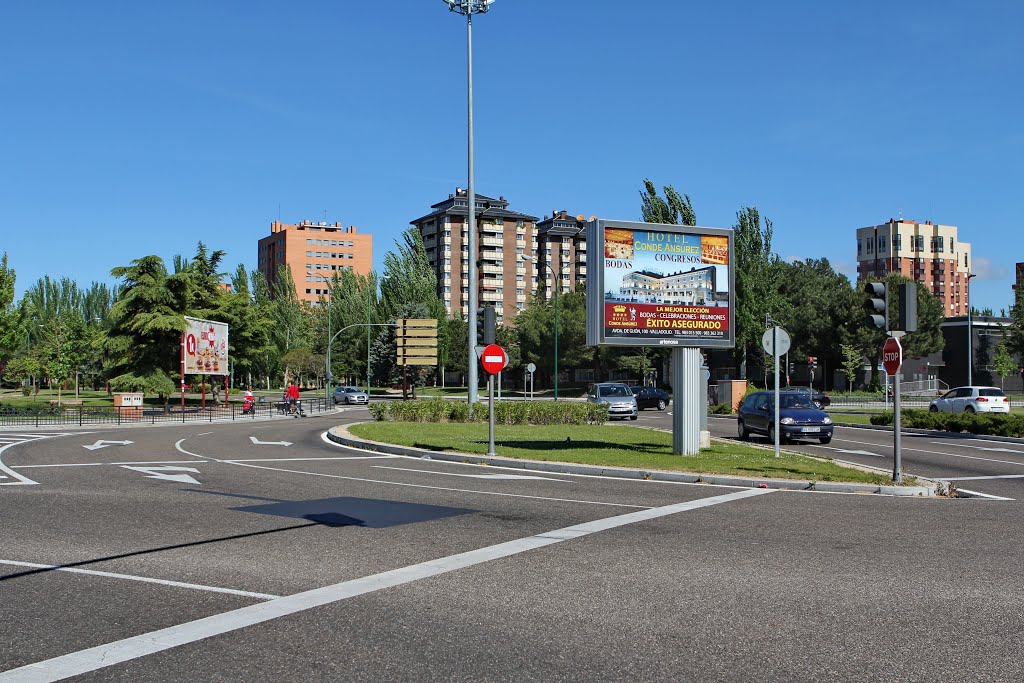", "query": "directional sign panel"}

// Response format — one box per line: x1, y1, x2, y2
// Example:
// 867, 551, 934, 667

397, 318, 438, 366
